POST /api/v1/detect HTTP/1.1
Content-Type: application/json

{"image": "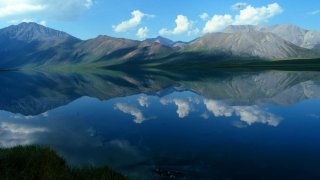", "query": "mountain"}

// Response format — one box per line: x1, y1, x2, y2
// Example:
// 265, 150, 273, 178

0, 22, 81, 68
224, 24, 320, 49
0, 23, 174, 68
74, 35, 175, 65
145, 36, 175, 47
172, 41, 188, 48
144, 36, 188, 48
0, 22, 78, 42
184, 30, 315, 60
